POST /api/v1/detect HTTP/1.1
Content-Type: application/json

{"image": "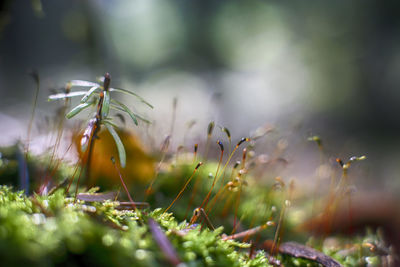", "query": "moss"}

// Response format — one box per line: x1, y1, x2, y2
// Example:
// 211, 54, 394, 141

0, 185, 275, 266
0, 146, 388, 267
